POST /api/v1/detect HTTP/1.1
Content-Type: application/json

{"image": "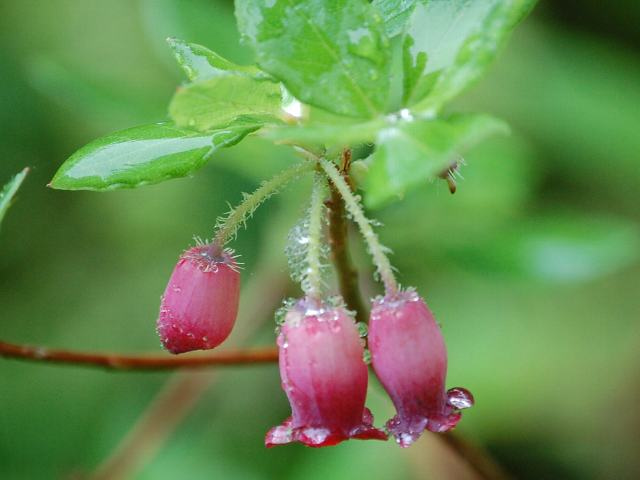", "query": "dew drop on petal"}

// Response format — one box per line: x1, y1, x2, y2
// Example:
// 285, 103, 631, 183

447, 387, 475, 410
